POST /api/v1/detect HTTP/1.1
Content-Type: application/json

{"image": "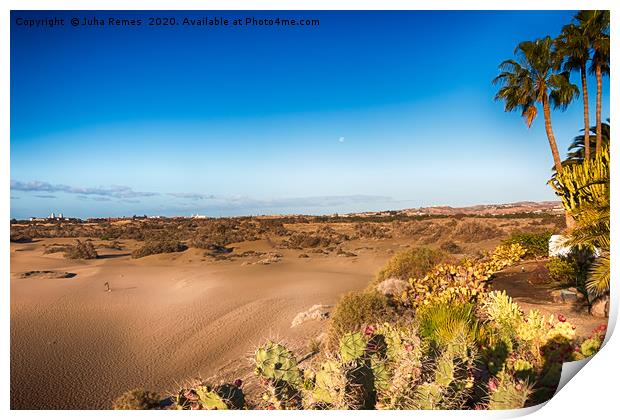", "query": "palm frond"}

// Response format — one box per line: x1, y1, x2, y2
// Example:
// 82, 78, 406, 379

586, 254, 610, 298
